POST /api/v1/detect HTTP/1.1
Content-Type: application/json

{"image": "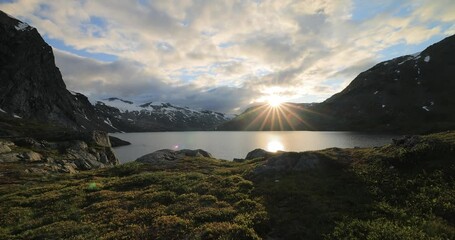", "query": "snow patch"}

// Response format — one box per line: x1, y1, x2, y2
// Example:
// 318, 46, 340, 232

104, 118, 118, 130
424, 56, 430, 62
97, 98, 142, 113
422, 106, 430, 112
13, 114, 22, 119
411, 52, 421, 57
15, 22, 30, 31
0, 108, 6, 113
374, 91, 379, 95
382, 105, 386, 108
